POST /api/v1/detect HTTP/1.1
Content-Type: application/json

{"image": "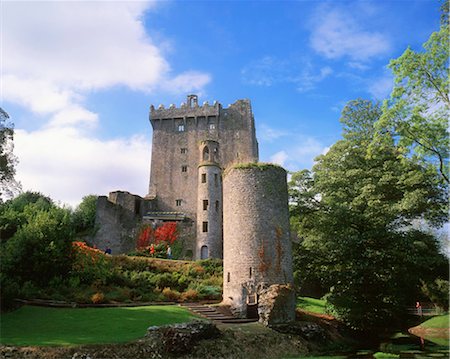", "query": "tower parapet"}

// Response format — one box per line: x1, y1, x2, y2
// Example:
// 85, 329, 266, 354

150, 95, 221, 124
